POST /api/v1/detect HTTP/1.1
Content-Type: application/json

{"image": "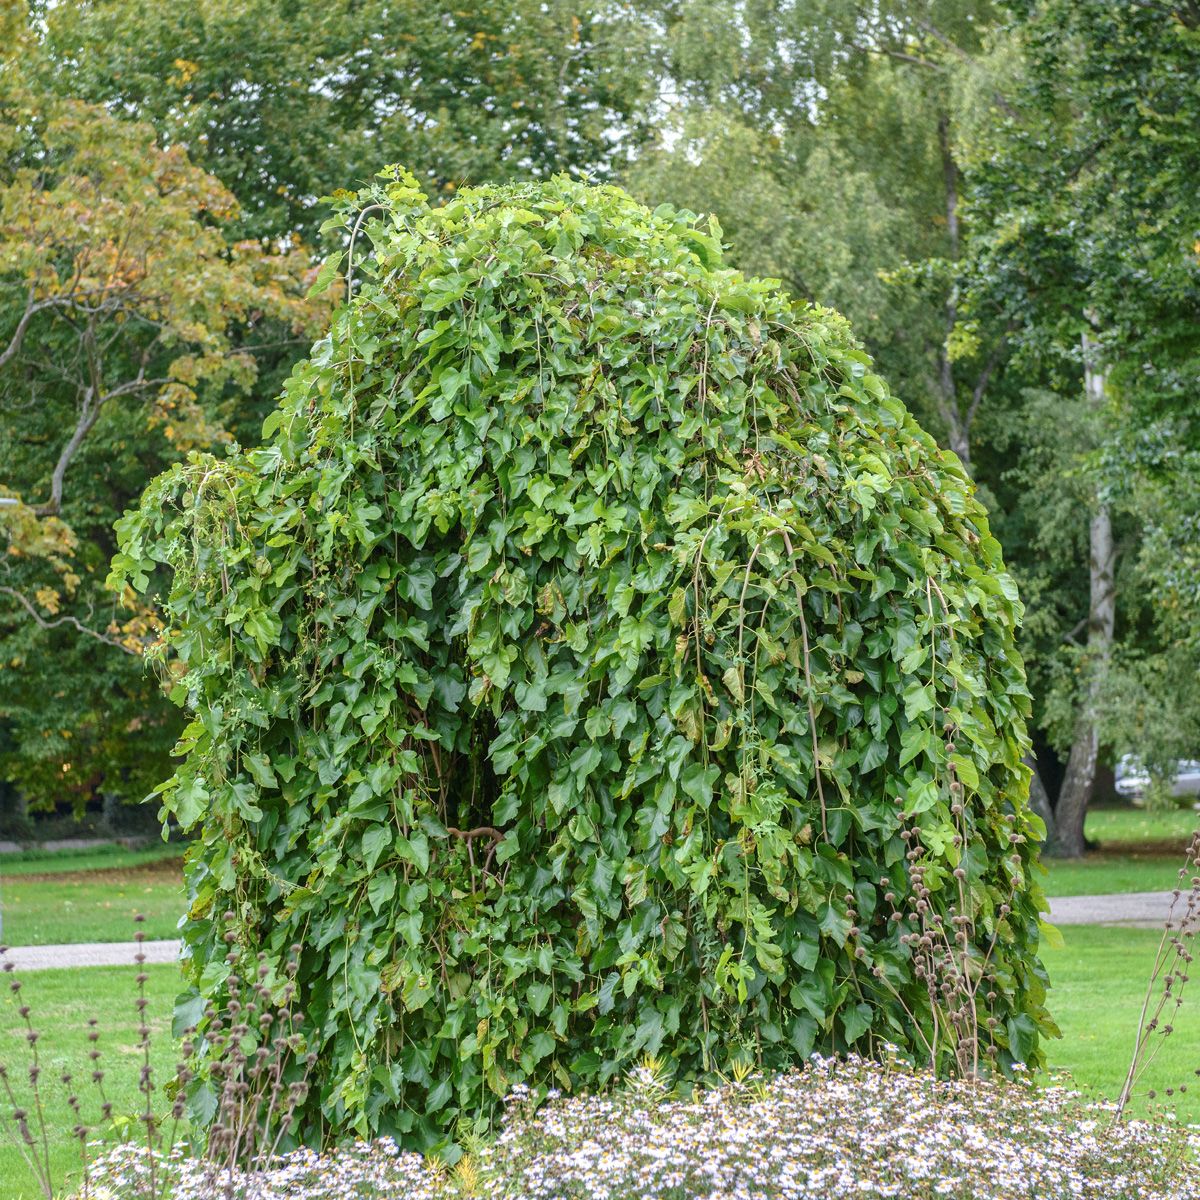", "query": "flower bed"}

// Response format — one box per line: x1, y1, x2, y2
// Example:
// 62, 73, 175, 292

82, 1057, 1198, 1200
